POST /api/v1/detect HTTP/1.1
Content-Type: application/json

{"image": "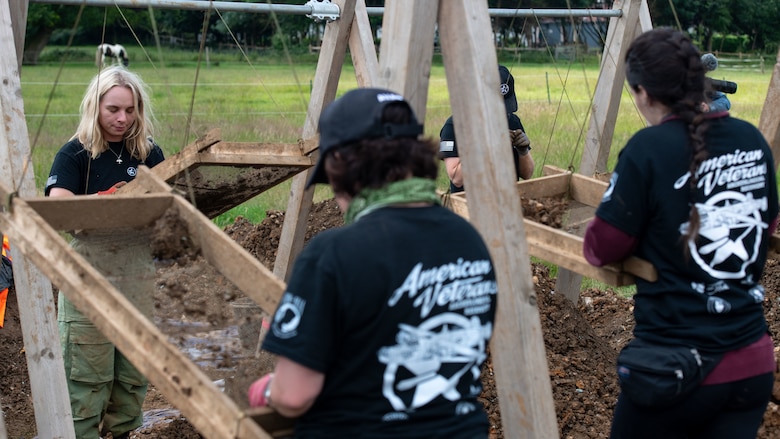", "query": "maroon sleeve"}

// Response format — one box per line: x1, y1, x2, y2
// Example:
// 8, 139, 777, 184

583, 216, 639, 267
